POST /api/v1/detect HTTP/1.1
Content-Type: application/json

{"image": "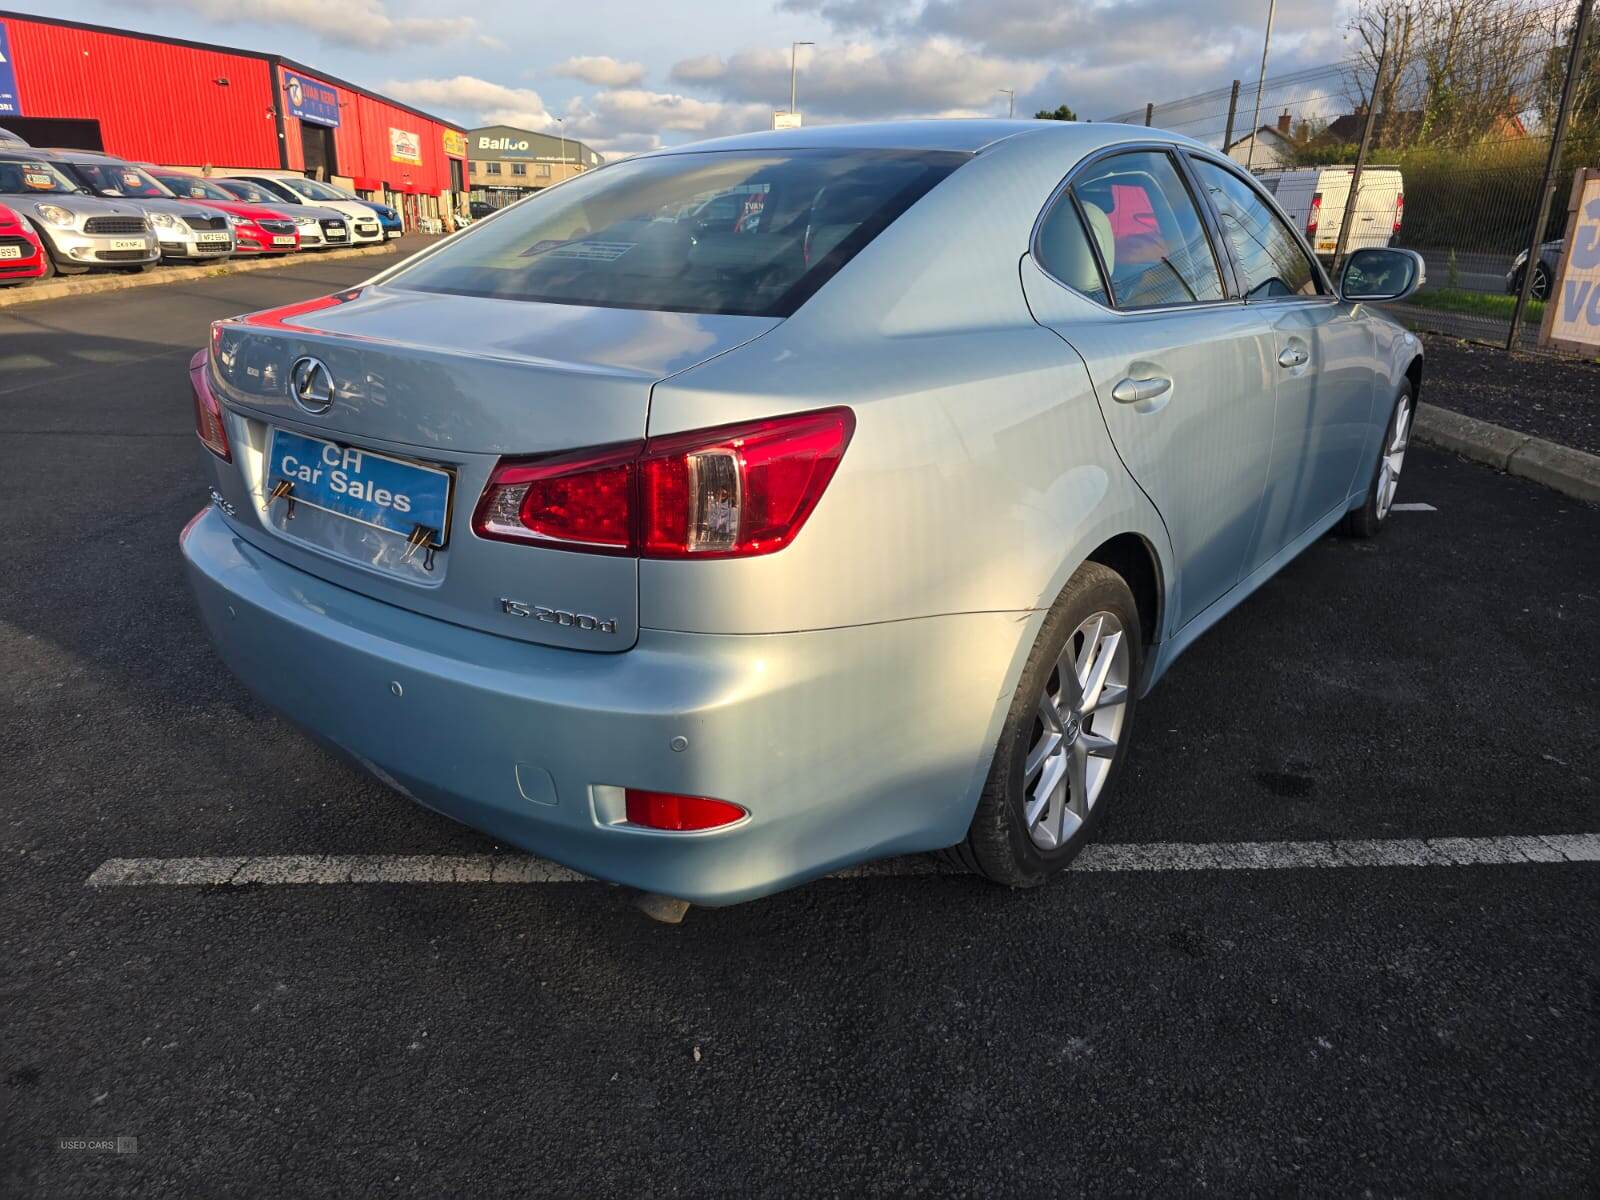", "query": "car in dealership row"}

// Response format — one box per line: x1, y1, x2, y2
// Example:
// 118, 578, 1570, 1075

294, 178, 404, 238
183, 121, 1425, 909
146, 169, 302, 256
0, 151, 158, 275
213, 178, 349, 250
45, 149, 235, 263
0, 200, 48, 284
222, 174, 385, 244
